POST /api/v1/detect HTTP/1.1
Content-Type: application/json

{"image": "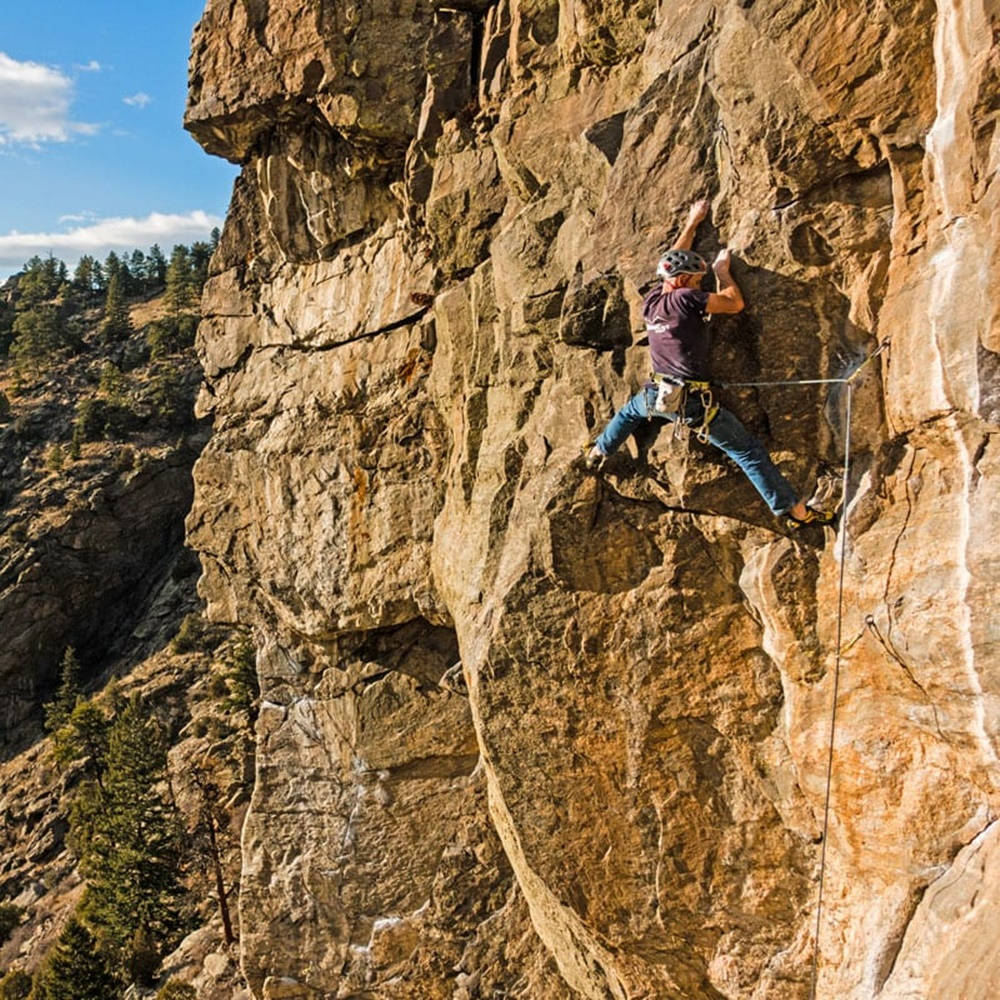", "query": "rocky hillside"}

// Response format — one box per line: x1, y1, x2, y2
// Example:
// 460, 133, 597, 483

0, 277, 203, 743
0, 281, 253, 997
179, 1, 997, 998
